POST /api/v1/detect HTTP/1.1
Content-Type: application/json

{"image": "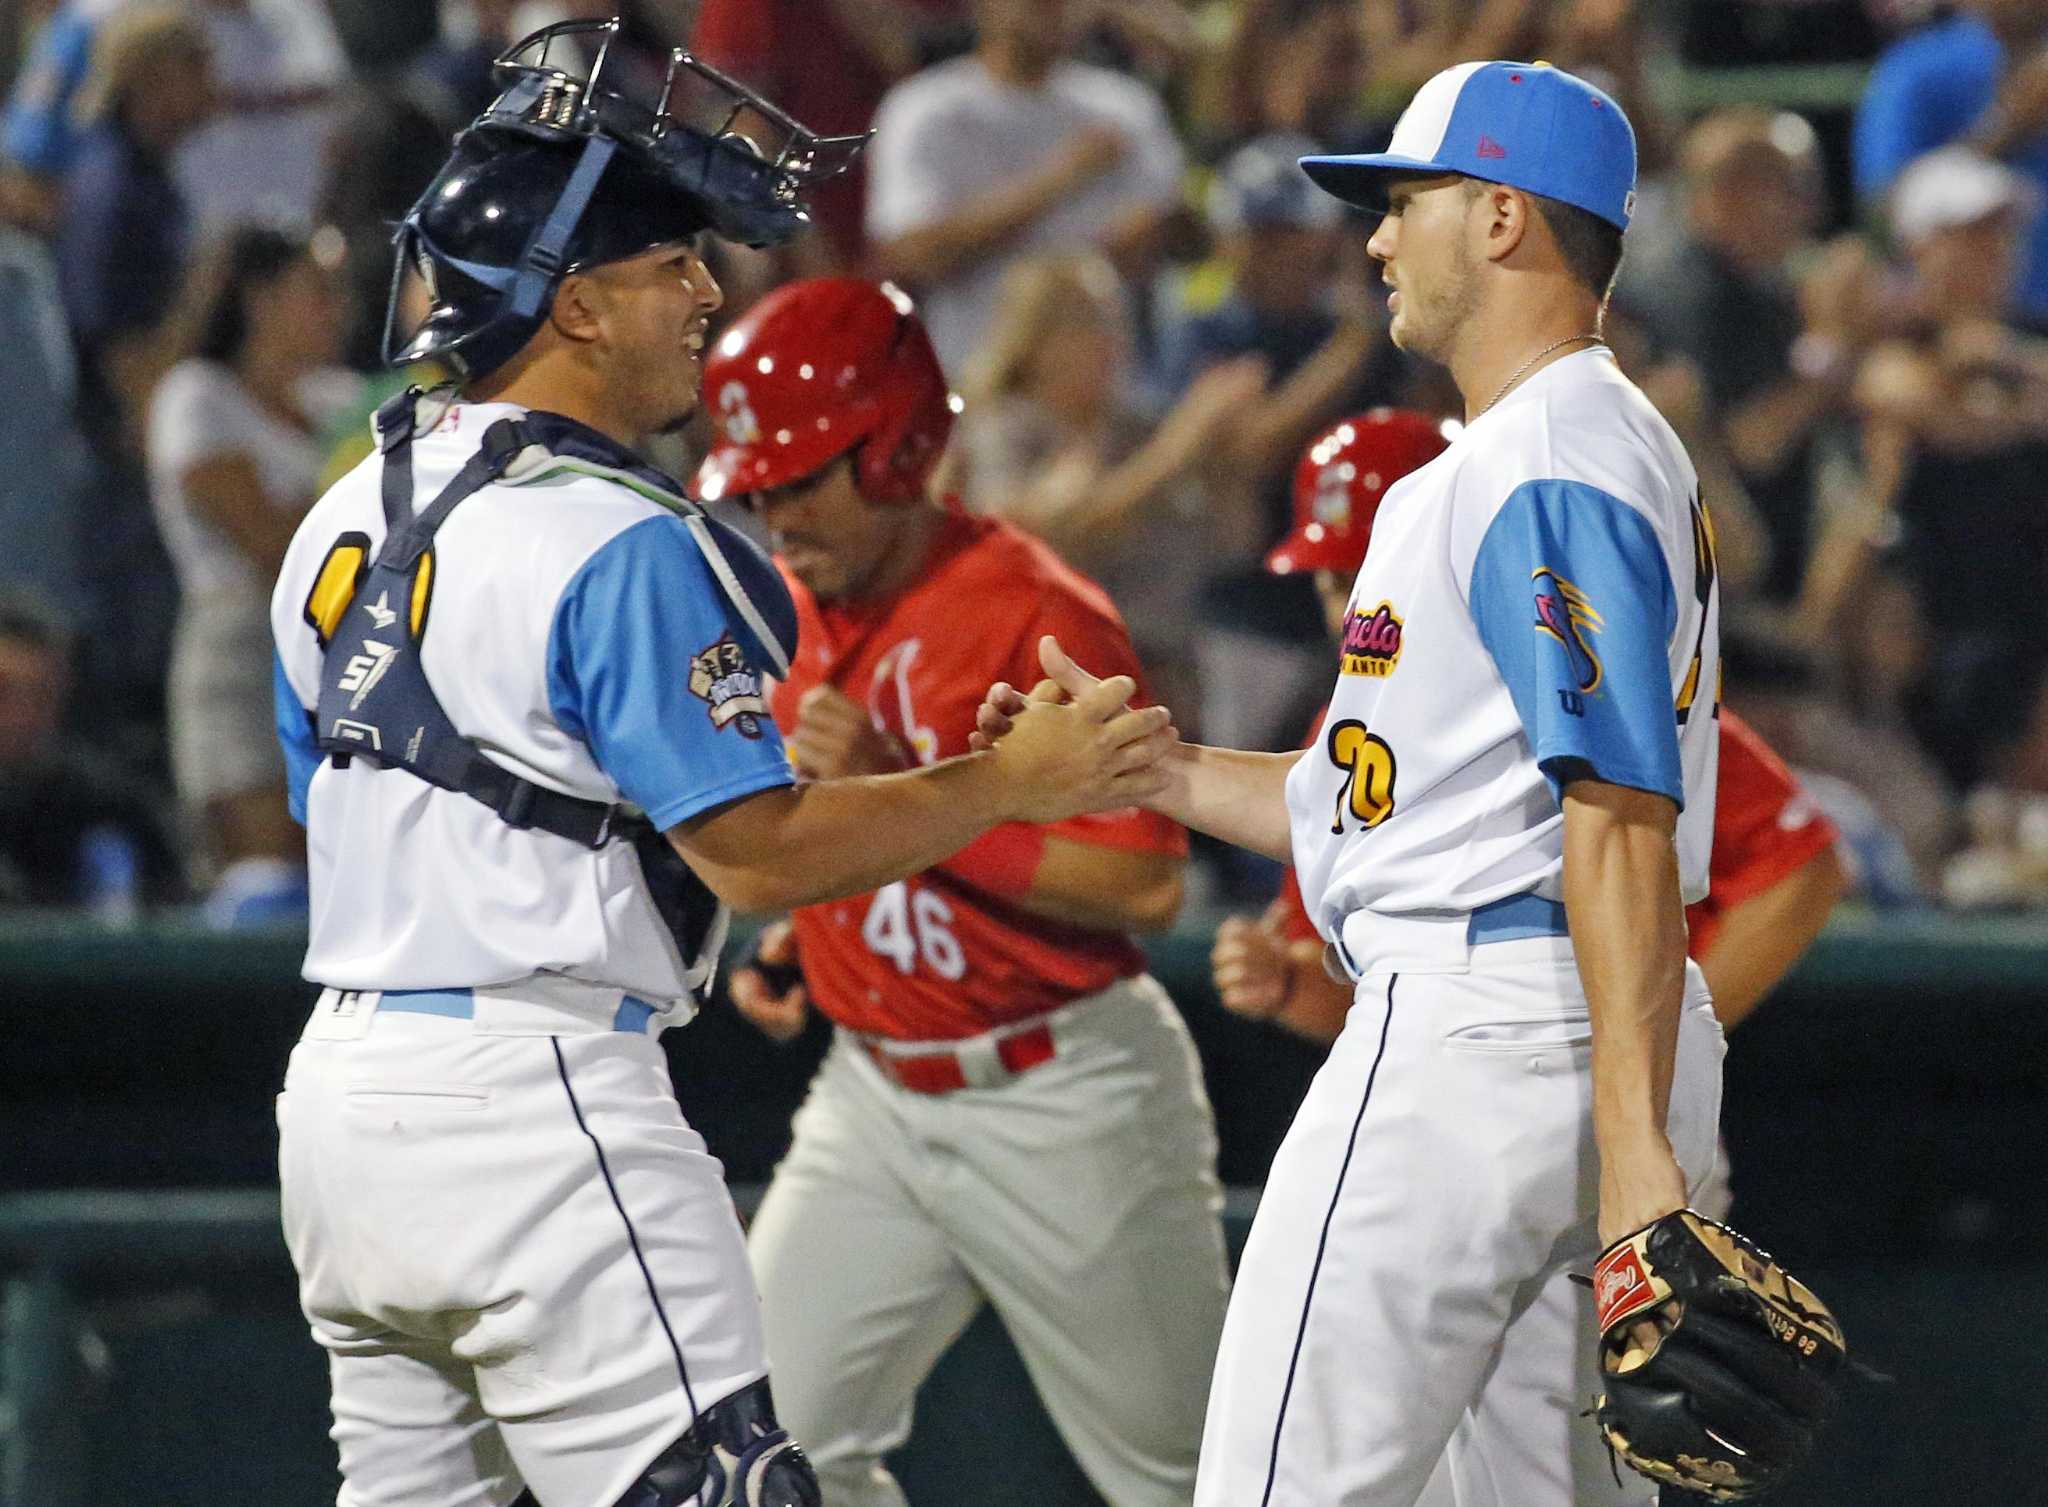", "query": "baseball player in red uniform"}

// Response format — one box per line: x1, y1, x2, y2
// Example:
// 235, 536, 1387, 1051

695, 278, 1230, 1507
1209, 410, 1847, 1505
